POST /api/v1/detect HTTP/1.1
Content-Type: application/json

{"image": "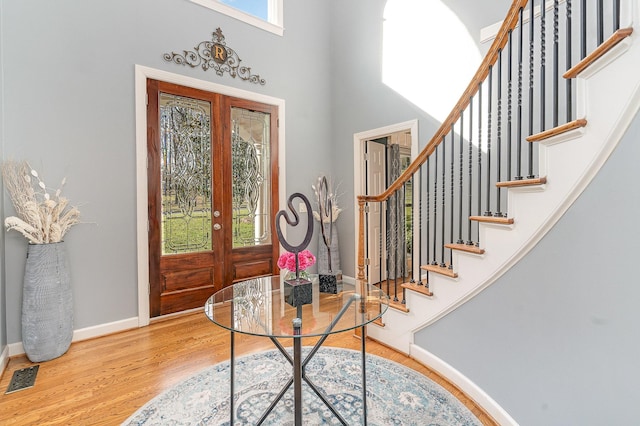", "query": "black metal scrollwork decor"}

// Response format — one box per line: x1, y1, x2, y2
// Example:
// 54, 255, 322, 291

275, 193, 313, 279
163, 27, 266, 85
